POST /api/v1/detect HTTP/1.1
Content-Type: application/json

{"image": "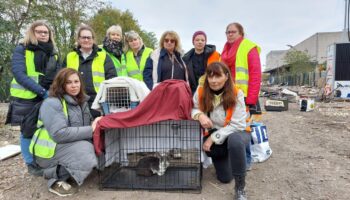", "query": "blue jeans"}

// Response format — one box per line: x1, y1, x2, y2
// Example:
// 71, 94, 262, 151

20, 134, 33, 165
